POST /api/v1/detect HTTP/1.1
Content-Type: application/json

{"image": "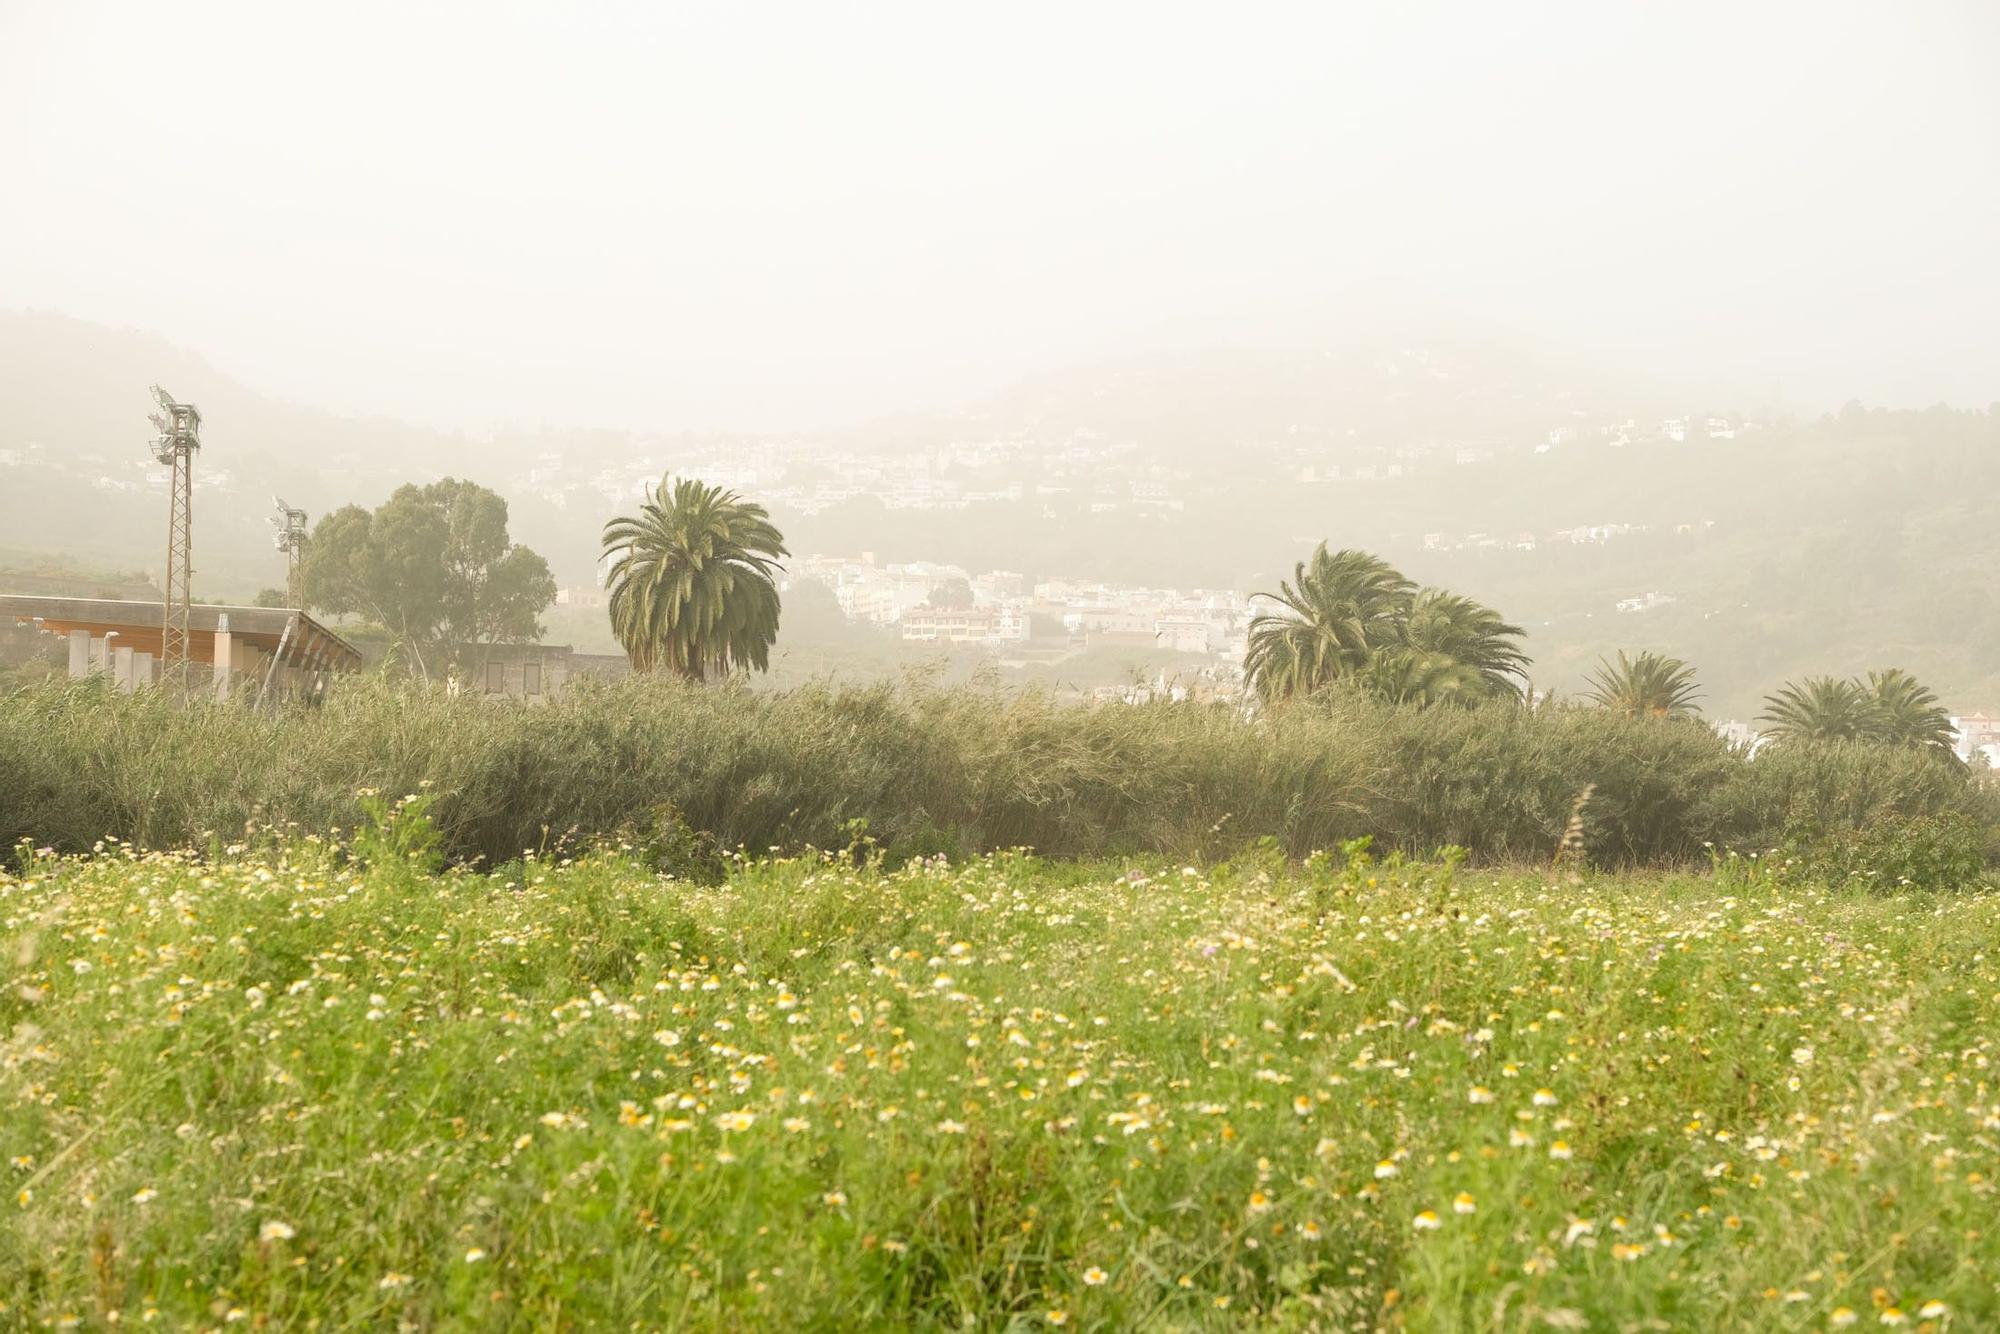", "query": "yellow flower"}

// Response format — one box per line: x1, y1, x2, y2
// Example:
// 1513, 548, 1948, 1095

1374, 1160, 1399, 1179
1918, 1301, 1947, 1319
1082, 1265, 1108, 1286
1533, 1088, 1559, 1107
1453, 1192, 1476, 1215
131, 1187, 158, 1204
1468, 1086, 1495, 1104
1548, 1140, 1574, 1160
1047, 1312, 1069, 1327
1829, 1310, 1857, 1328
1412, 1210, 1442, 1231
715, 1110, 757, 1132
258, 1220, 295, 1242
1247, 1191, 1273, 1215
465, 1248, 488, 1263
